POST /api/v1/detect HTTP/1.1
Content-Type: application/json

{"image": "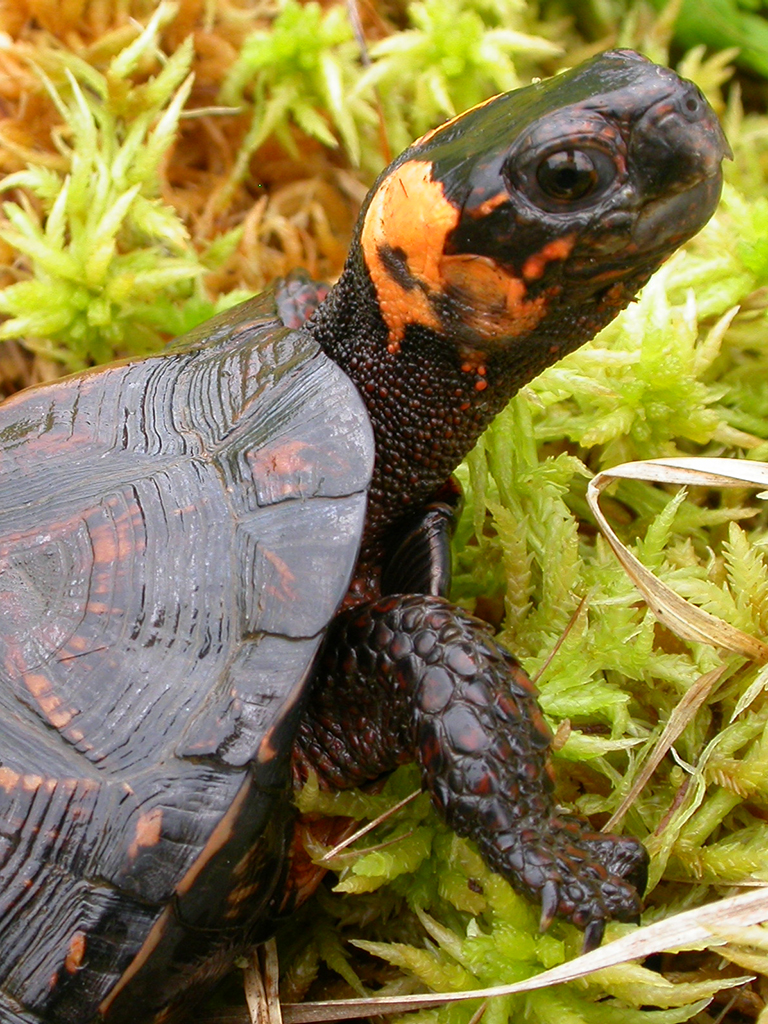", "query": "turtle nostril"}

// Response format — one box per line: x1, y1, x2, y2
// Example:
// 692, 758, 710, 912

679, 86, 708, 123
